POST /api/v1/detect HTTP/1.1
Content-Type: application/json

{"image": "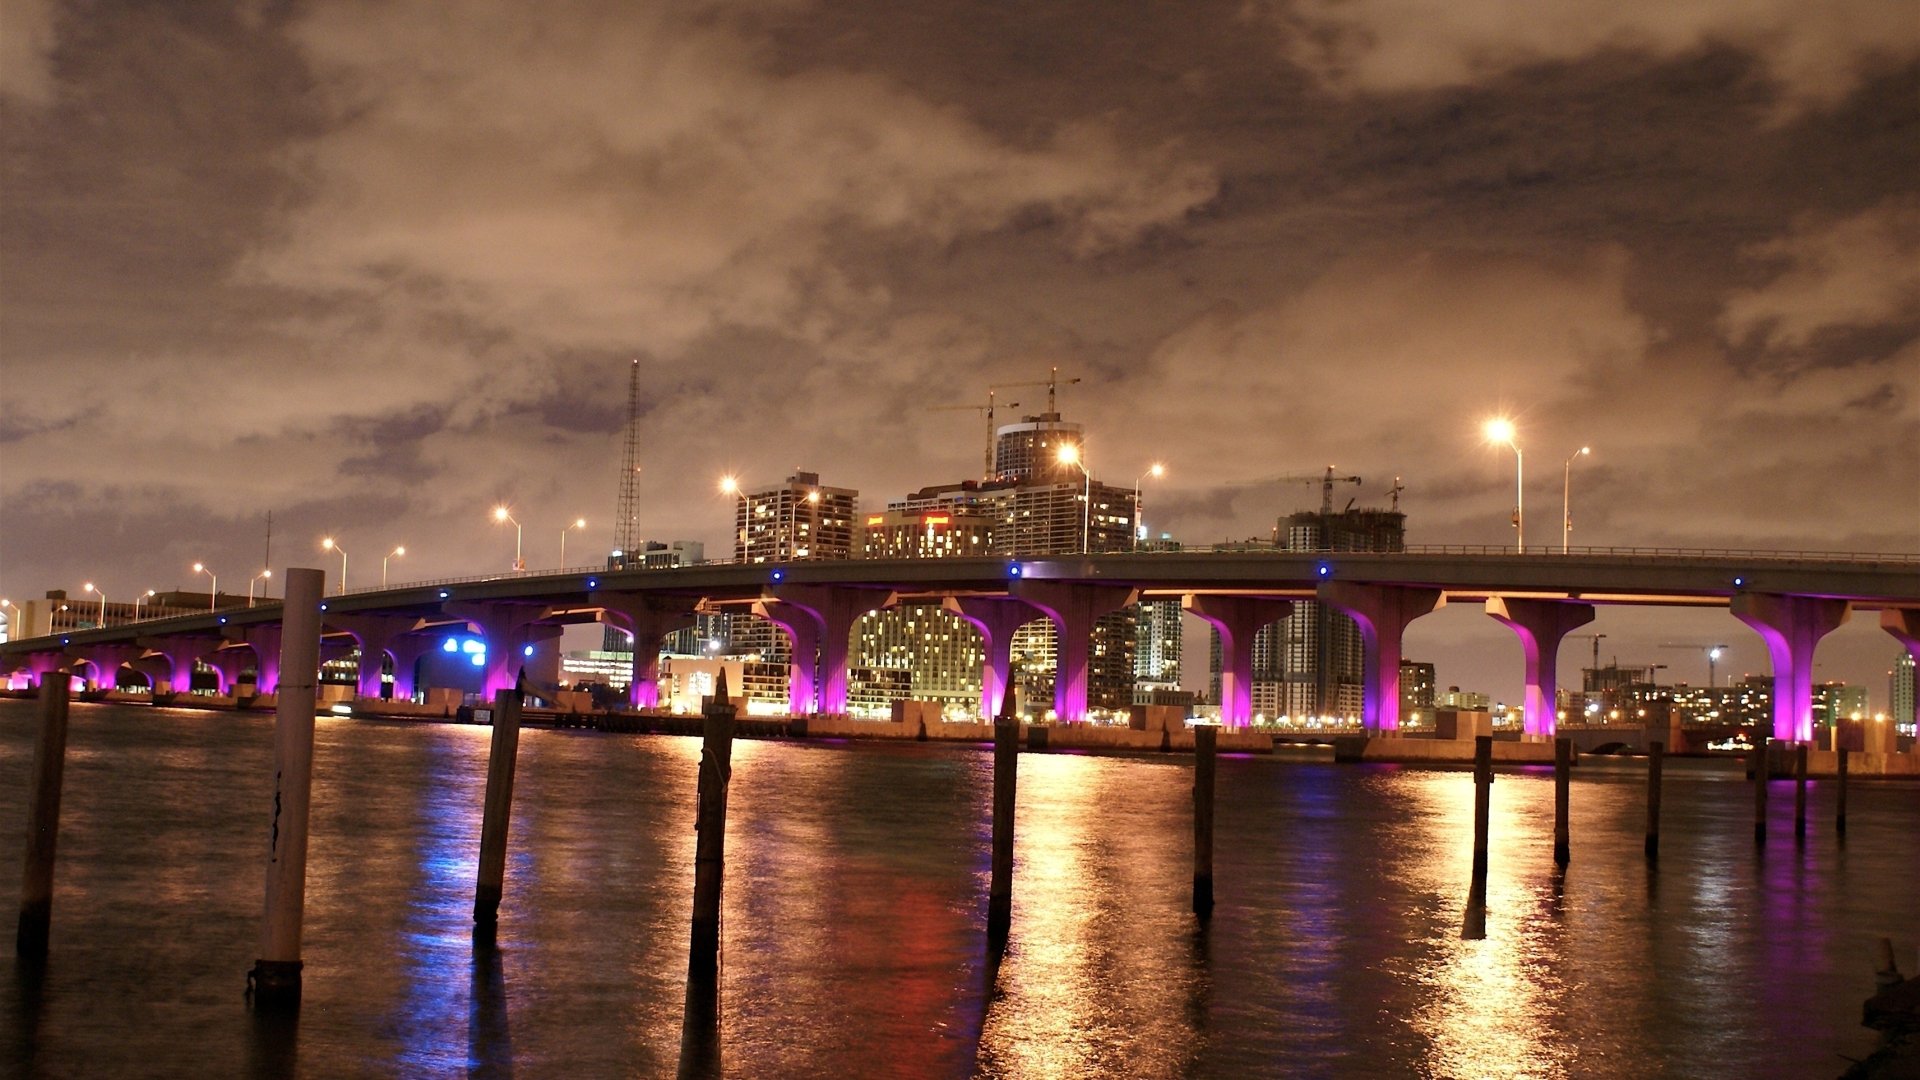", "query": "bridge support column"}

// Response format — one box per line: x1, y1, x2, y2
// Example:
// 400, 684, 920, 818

1731, 593, 1851, 744
754, 601, 820, 715
205, 649, 250, 696
1485, 598, 1595, 740
593, 592, 699, 709
239, 626, 284, 695
1318, 583, 1445, 735
323, 614, 426, 699
769, 585, 890, 716
1882, 609, 1920, 730
945, 596, 1040, 718
386, 635, 437, 702
68, 645, 144, 692
1010, 581, 1139, 723
141, 635, 222, 694
1182, 595, 1294, 729
443, 602, 558, 699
